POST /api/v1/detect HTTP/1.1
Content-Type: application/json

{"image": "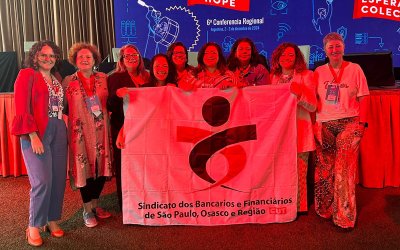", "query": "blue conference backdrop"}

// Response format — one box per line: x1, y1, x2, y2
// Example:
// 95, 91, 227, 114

113, 0, 400, 68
